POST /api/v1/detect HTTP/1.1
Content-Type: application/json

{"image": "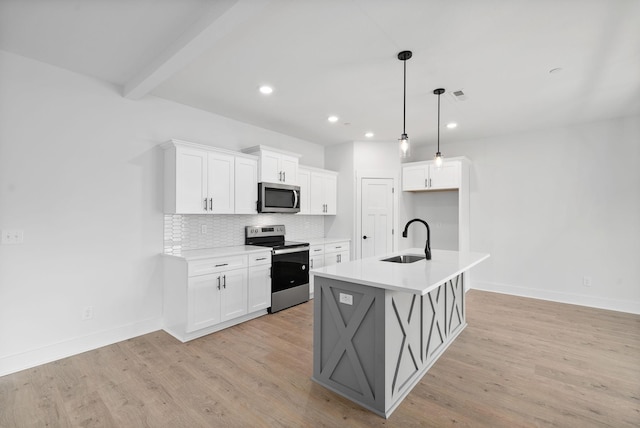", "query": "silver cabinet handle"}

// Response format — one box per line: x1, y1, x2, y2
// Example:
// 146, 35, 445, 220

217, 276, 221, 290
425, 179, 428, 188
279, 171, 283, 182
314, 248, 322, 252
335, 246, 342, 249
222, 275, 226, 288
283, 171, 286, 182
209, 198, 213, 210
337, 254, 341, 263
429, 178, 432, 188
204, 198, 208, 211
215, 263, 228, 267
255, 257, 267, 261
310, 259, 314, 268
